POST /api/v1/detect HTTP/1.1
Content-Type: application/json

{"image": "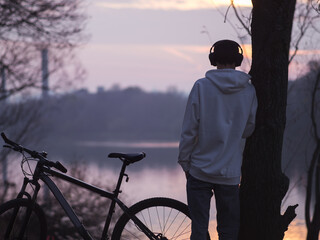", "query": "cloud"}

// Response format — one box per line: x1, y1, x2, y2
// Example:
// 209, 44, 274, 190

95, 0, 252, 11
291, 49, 320, 56
162, 45, 207, 63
